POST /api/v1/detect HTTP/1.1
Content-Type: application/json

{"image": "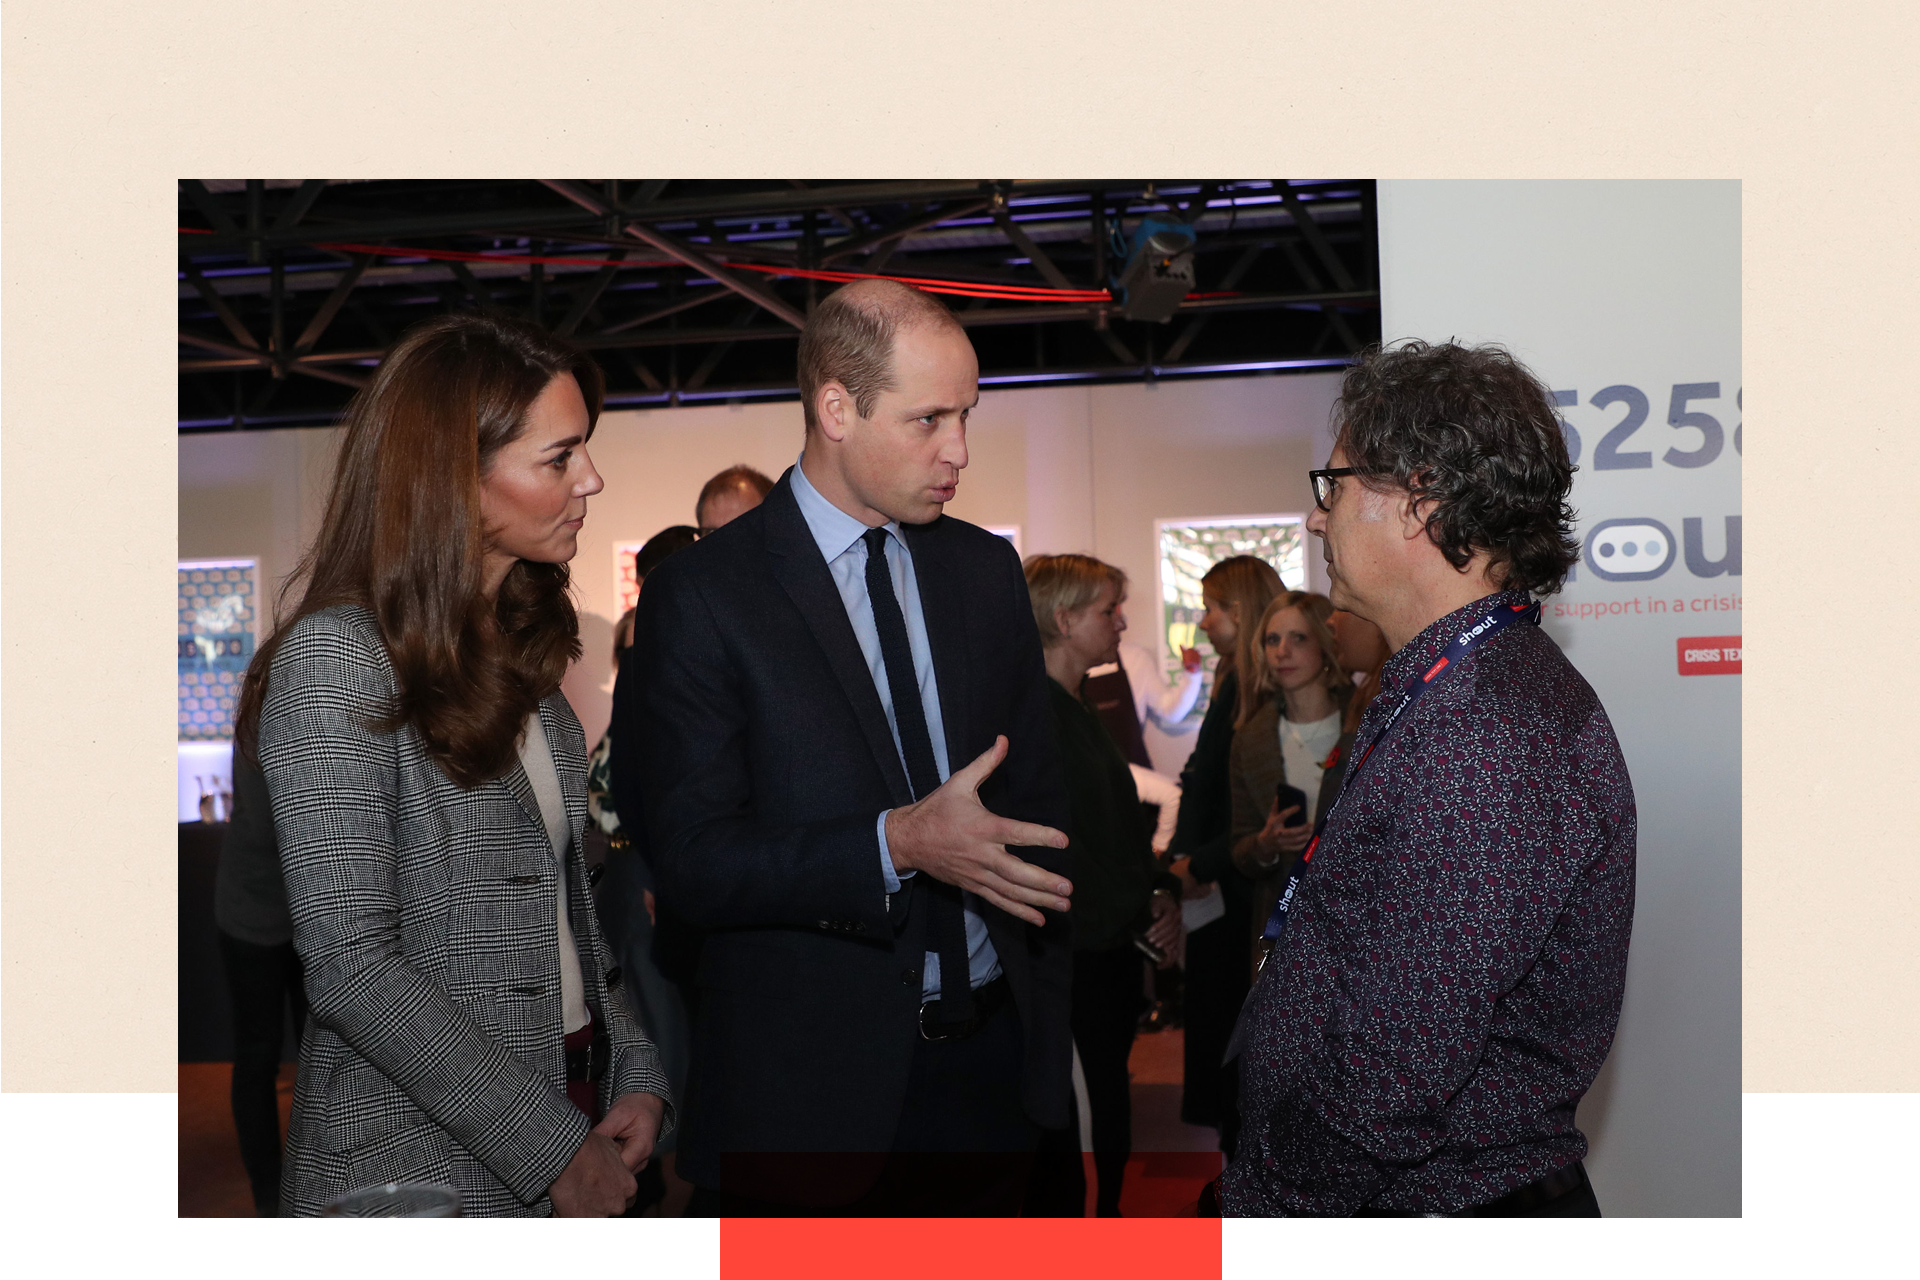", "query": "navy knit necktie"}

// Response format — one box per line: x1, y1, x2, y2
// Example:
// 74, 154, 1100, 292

862, 527, 972, 1019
